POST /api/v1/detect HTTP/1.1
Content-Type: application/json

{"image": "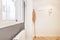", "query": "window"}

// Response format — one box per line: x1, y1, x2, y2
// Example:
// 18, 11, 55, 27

2, 0, 24, 21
